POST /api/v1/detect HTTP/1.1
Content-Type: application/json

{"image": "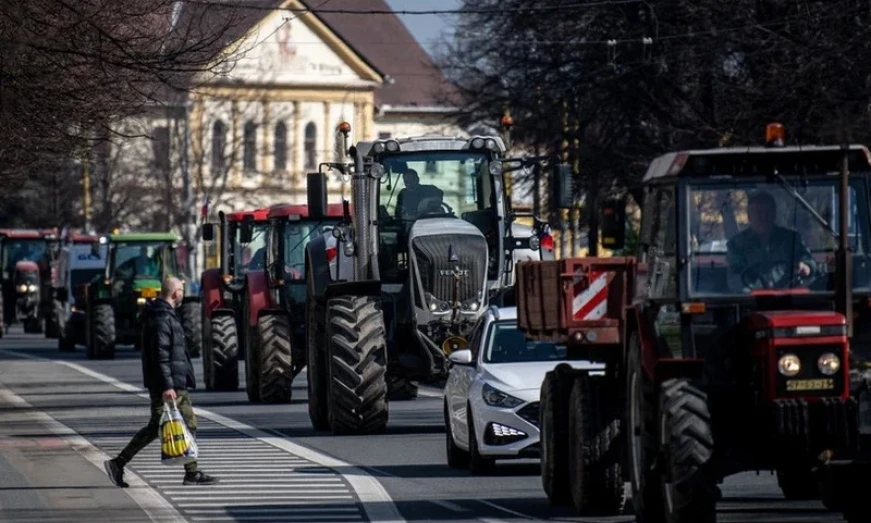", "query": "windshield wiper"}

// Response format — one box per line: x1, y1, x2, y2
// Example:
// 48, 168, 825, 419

773, 172, 836, 237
